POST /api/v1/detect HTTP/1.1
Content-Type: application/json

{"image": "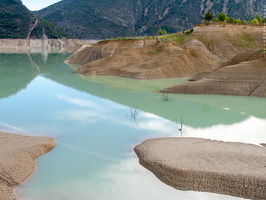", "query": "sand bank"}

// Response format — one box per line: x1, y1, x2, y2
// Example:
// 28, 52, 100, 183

134, 137, 266, 200
0, 132, 55, 200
